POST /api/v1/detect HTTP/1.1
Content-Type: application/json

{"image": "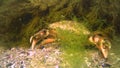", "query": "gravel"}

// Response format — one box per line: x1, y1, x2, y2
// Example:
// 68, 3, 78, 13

0, 45, 62, 68
0, 44, 119, 68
